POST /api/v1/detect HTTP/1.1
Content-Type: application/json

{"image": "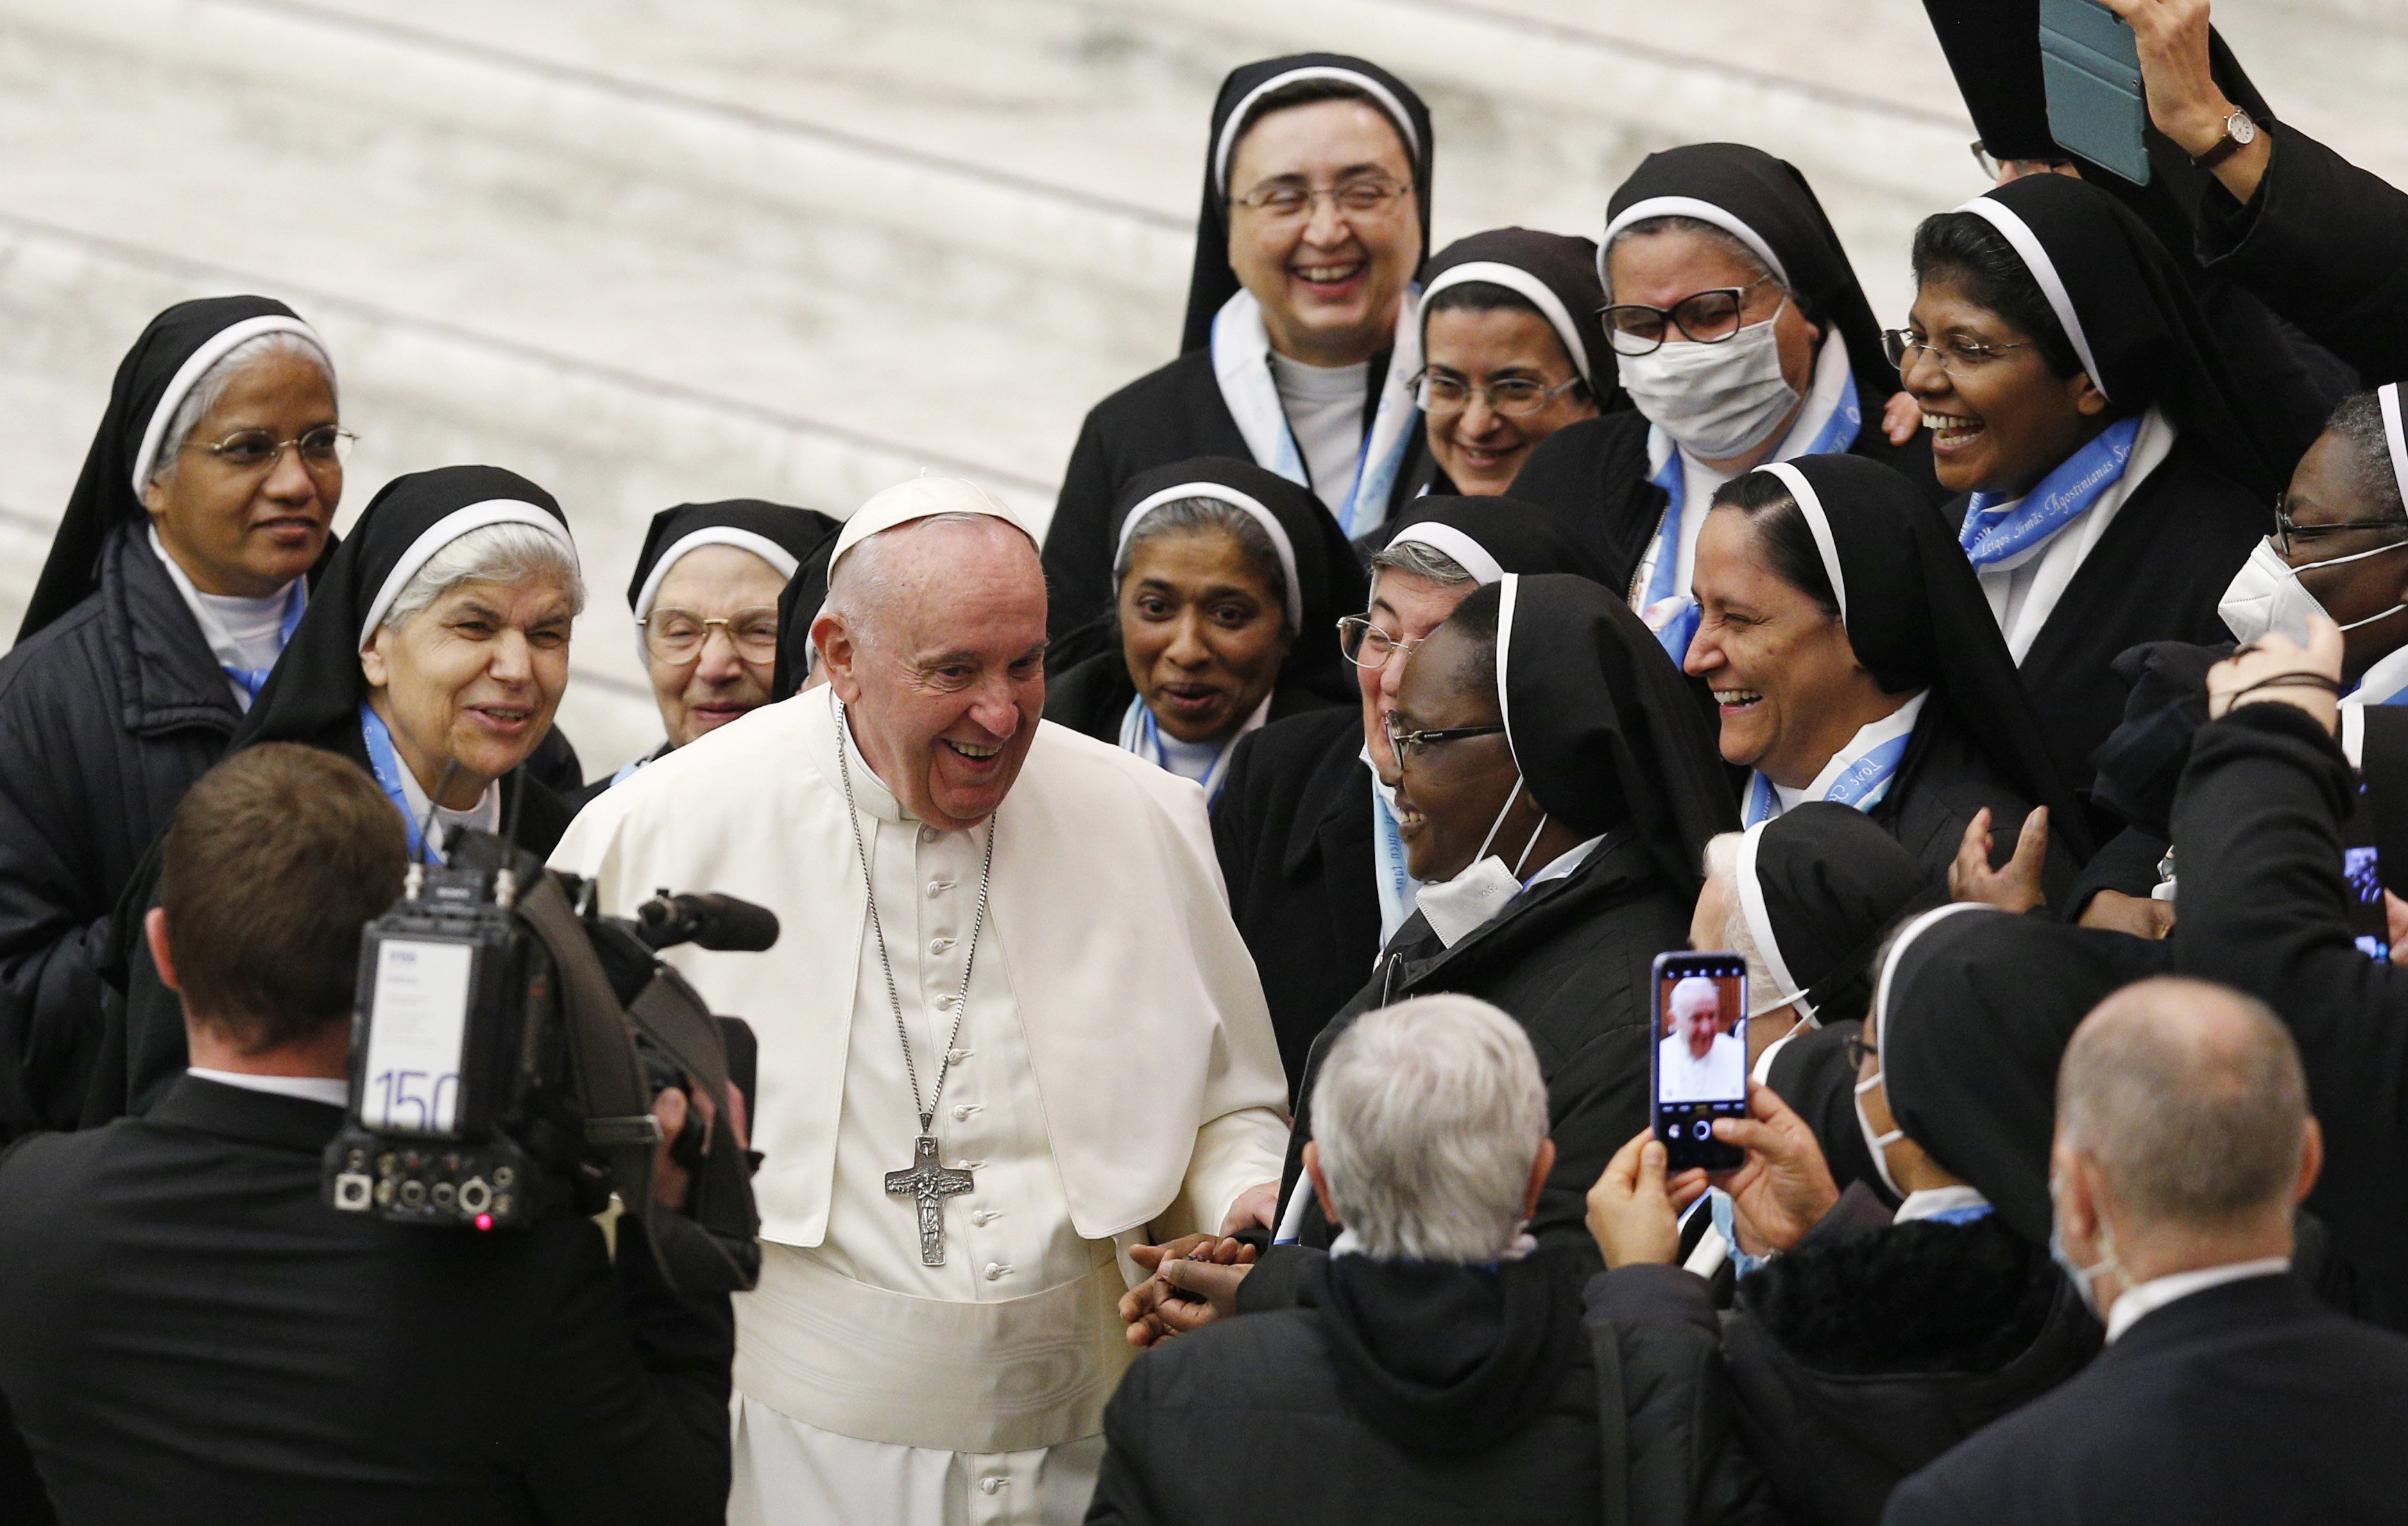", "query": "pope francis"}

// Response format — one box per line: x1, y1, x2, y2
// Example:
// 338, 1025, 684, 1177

552, 478, 1290, 1526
